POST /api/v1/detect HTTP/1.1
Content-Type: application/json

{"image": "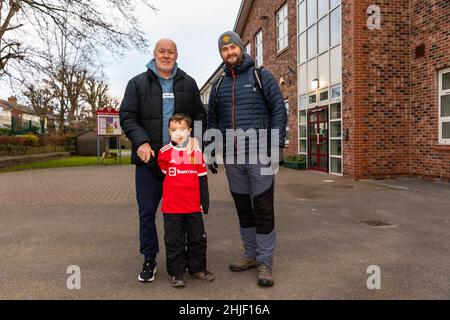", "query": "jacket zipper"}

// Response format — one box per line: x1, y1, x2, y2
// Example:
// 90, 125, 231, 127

158, 75, 182, 147
231, 69, 237, 149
